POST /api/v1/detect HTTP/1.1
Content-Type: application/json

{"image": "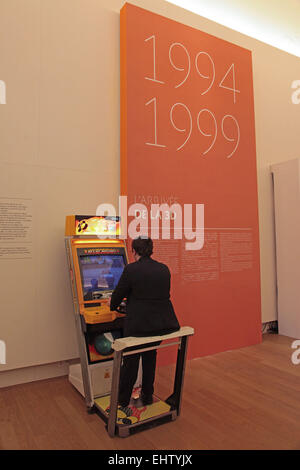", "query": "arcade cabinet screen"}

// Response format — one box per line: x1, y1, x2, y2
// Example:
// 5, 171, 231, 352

79, 254, 125, 301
